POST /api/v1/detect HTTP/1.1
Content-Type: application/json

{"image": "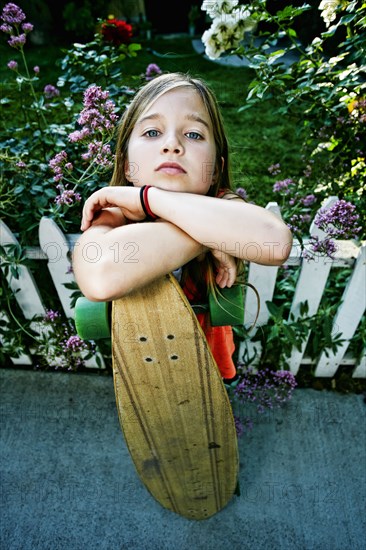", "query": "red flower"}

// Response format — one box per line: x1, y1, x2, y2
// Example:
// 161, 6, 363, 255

101, 18, 133, 46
